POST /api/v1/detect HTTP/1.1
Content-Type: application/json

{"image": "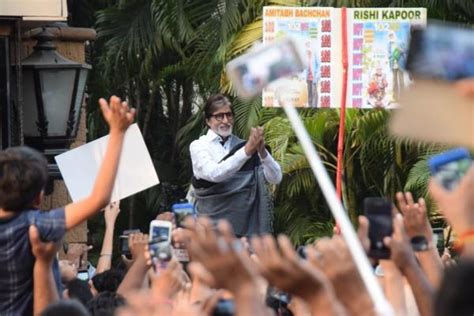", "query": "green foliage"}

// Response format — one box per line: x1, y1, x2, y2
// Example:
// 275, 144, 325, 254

76, 0, 472, 246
